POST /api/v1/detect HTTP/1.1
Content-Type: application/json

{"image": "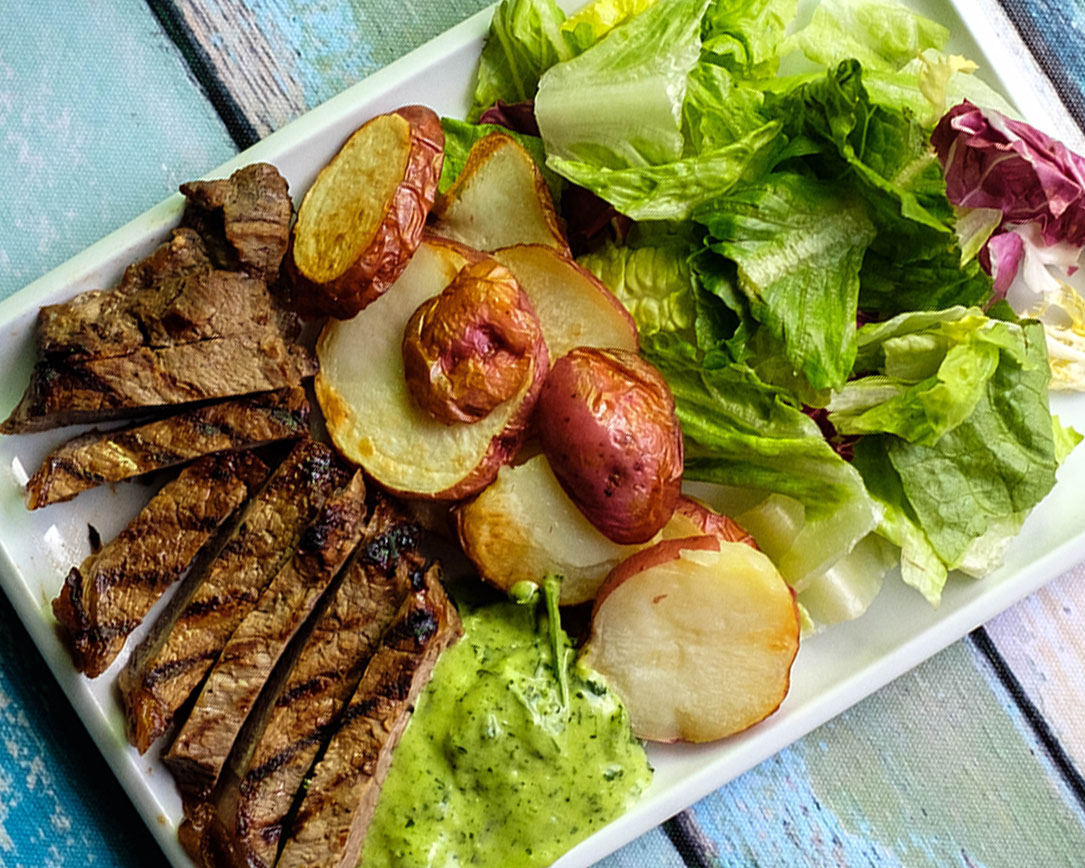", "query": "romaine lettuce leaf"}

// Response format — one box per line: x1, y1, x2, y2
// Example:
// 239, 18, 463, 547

785, 0, 947, 73
696, 172, 875, 392
547, 121, 780, 220
644, 333, 879, 588
577, 240, 696, 337
701, 0, 798, 80
830, 309, 1022, 445
682, 61, 771, 153
469, 0, 579, 121
561, 0, 658, 46
839, 310, 1070, 601
535, 0, 710, 168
